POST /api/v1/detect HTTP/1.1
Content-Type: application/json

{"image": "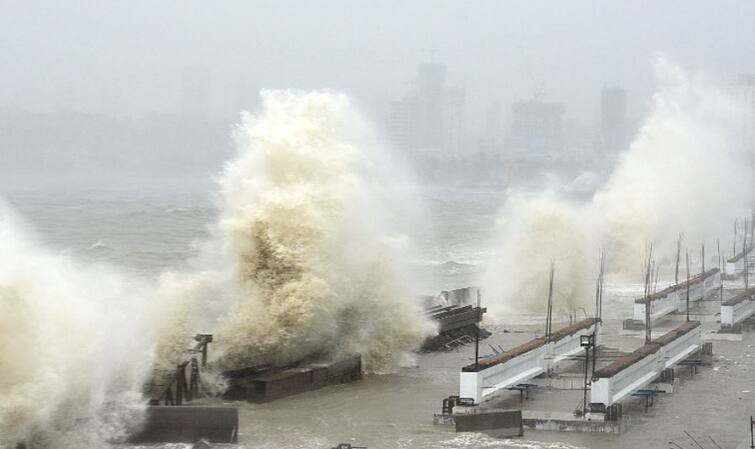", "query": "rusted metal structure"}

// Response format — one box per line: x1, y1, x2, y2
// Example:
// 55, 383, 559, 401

149, 334, 213, 406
